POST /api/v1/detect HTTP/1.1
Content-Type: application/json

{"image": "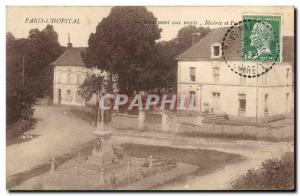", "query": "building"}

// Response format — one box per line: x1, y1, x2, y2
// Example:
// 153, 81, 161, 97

51, 42, 103, 106
176, 27, 294, 122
